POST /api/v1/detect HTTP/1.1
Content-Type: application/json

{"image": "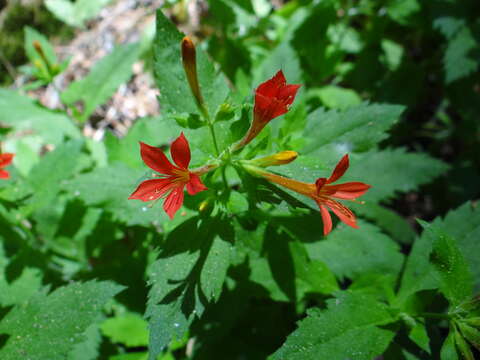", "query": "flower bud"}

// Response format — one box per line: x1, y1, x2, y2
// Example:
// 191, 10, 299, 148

250, 151, 298, 167
181, 36, 205, 110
